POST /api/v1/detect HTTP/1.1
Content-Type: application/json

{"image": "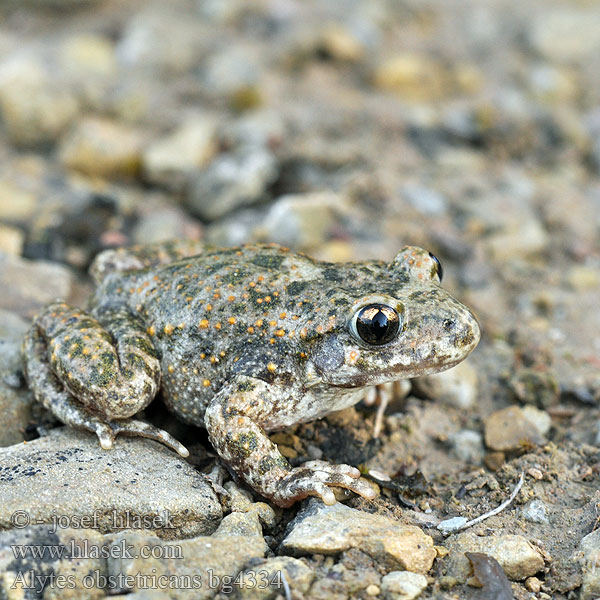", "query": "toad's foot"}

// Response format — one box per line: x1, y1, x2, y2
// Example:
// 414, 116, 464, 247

273, 460, 376, 508
95, 419, 189, 457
